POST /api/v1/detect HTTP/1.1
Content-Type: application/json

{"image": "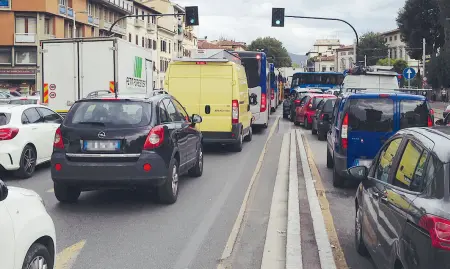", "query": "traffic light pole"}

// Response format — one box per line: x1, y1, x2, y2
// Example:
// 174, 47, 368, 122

108, 13, 184, 36
285, 15, 359, 64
